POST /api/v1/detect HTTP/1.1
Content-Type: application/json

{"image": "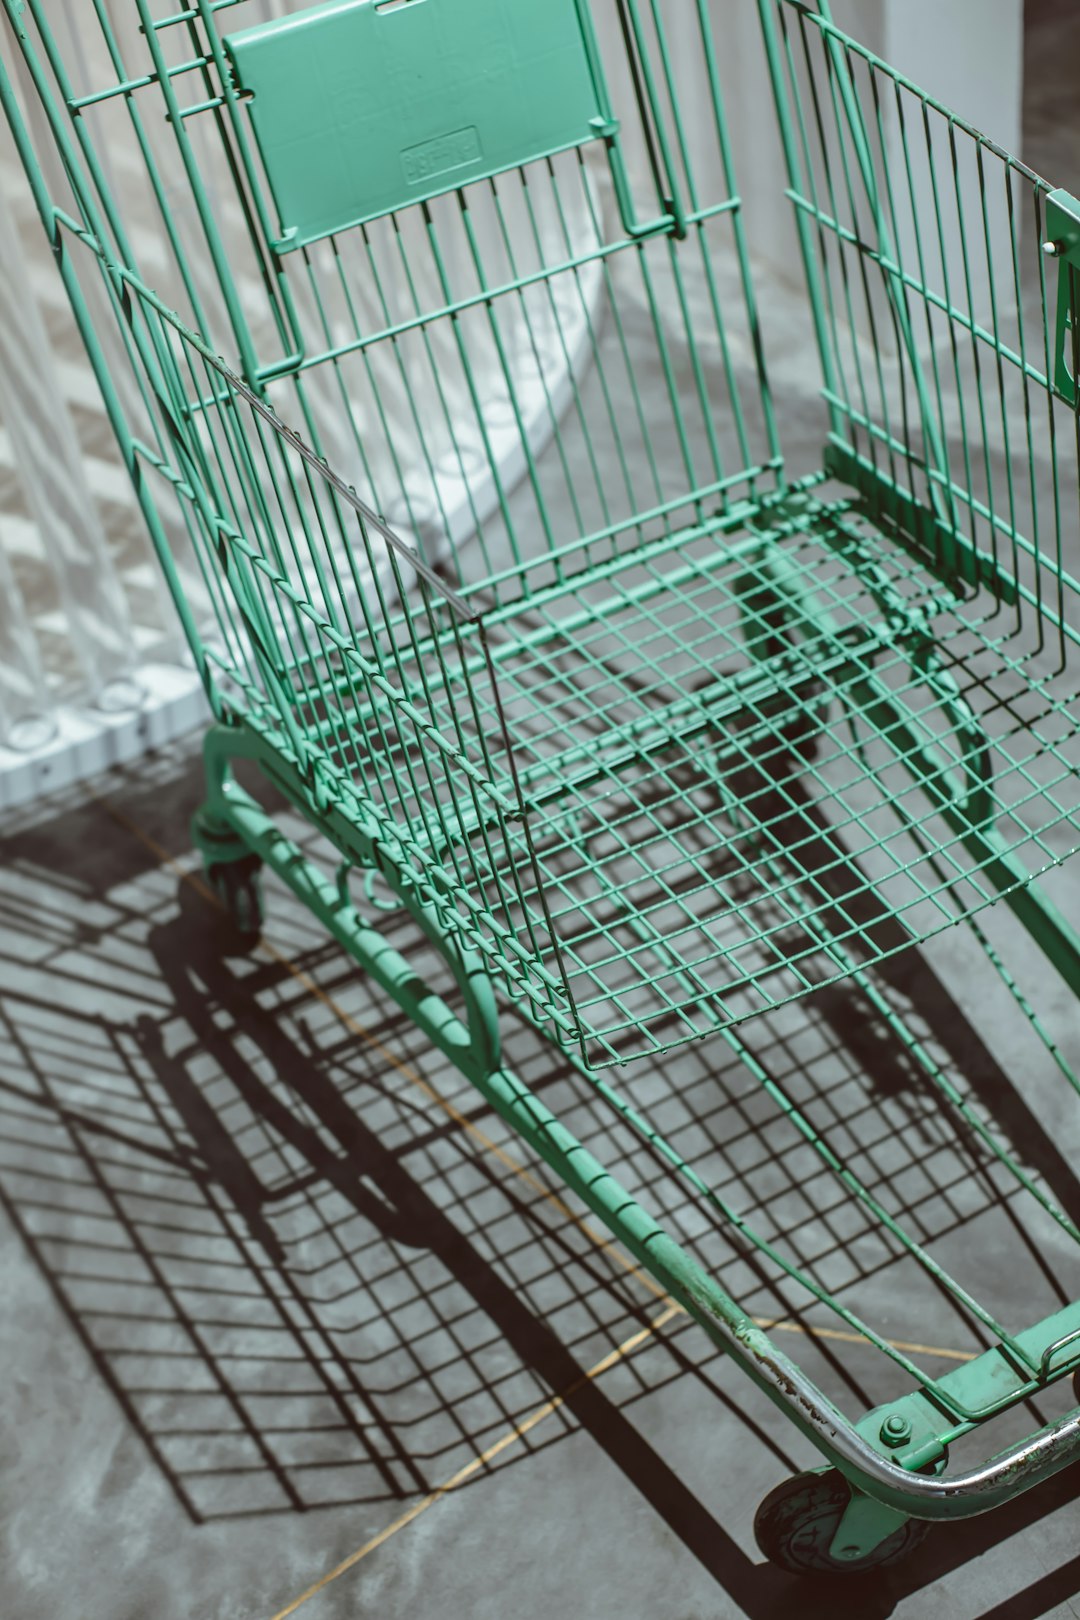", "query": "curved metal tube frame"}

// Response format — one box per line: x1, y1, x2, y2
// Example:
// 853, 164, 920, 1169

192, 717, 1080, 1542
